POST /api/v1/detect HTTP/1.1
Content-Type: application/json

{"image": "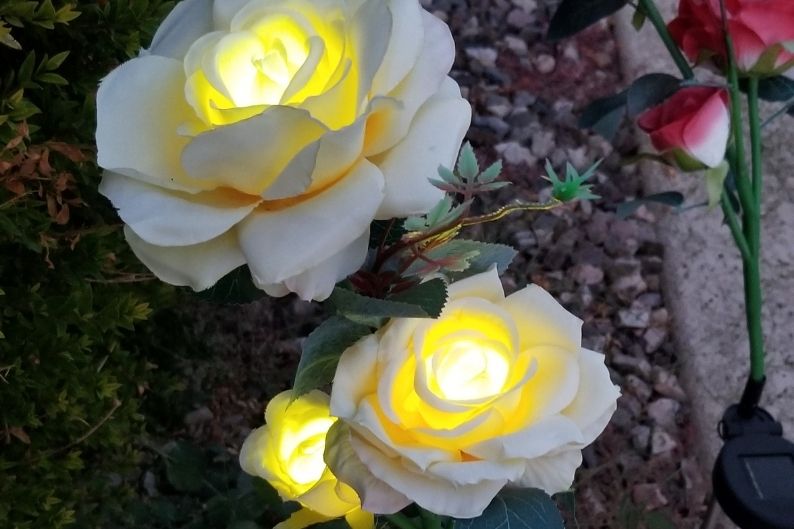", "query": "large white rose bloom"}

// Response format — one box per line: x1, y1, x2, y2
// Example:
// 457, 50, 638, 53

325, 268, 620, 518
96, 0, 471, 300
